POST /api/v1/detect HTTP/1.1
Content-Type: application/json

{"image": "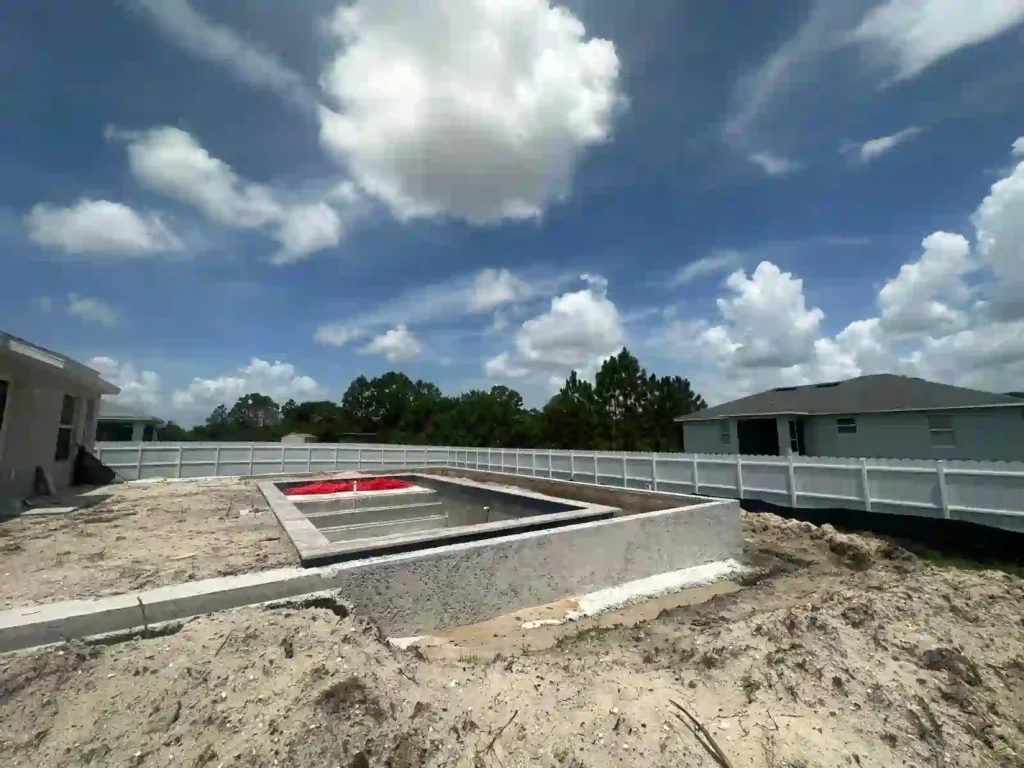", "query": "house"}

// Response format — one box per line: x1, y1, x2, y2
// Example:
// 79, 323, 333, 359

0, 331, 119, 508
97, 401, 164, 442
675, 374, 1024, 461
280, 432, 316, 444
